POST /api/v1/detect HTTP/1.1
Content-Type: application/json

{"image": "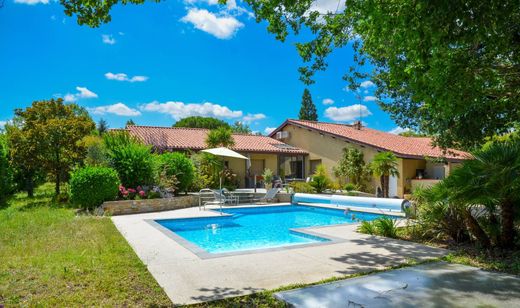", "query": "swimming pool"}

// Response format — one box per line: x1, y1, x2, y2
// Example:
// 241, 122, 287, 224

155, 205, 396, 255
